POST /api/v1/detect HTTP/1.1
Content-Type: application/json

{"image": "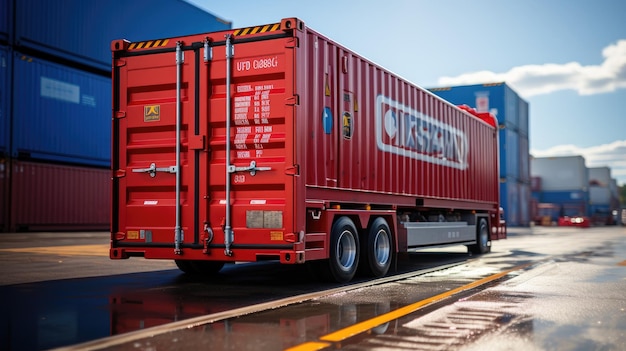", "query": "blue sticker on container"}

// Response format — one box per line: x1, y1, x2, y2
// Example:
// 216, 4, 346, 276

323, 107, 333, 134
